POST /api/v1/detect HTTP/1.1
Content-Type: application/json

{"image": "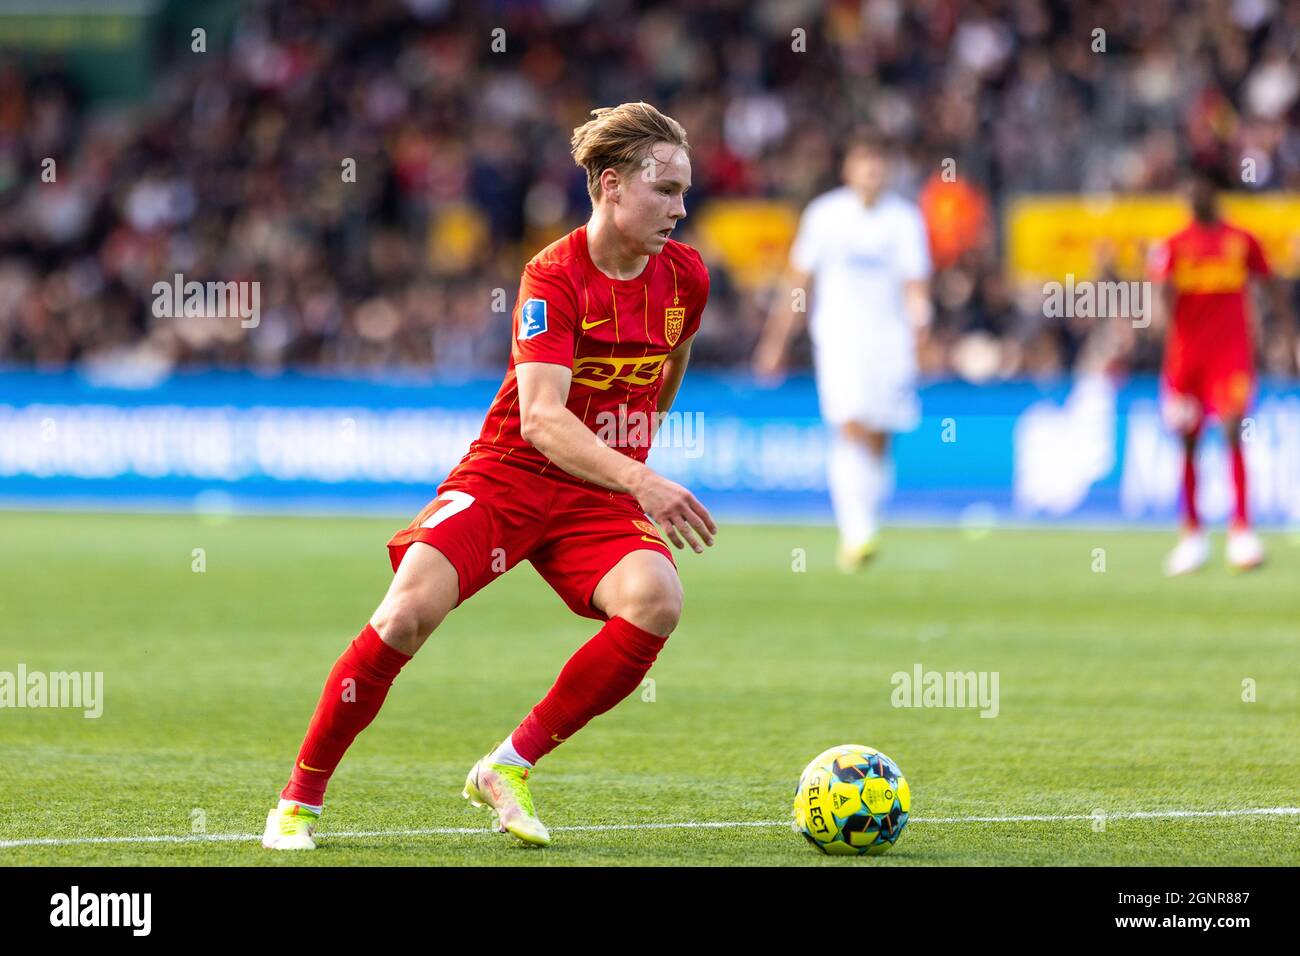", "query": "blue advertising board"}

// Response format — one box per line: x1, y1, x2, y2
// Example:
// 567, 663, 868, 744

1, 369, 1297, 526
